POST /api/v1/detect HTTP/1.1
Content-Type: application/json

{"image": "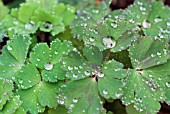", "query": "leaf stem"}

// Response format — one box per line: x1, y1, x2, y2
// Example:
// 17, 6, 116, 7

105, 49, 111, 61
96, 0, 101, 6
